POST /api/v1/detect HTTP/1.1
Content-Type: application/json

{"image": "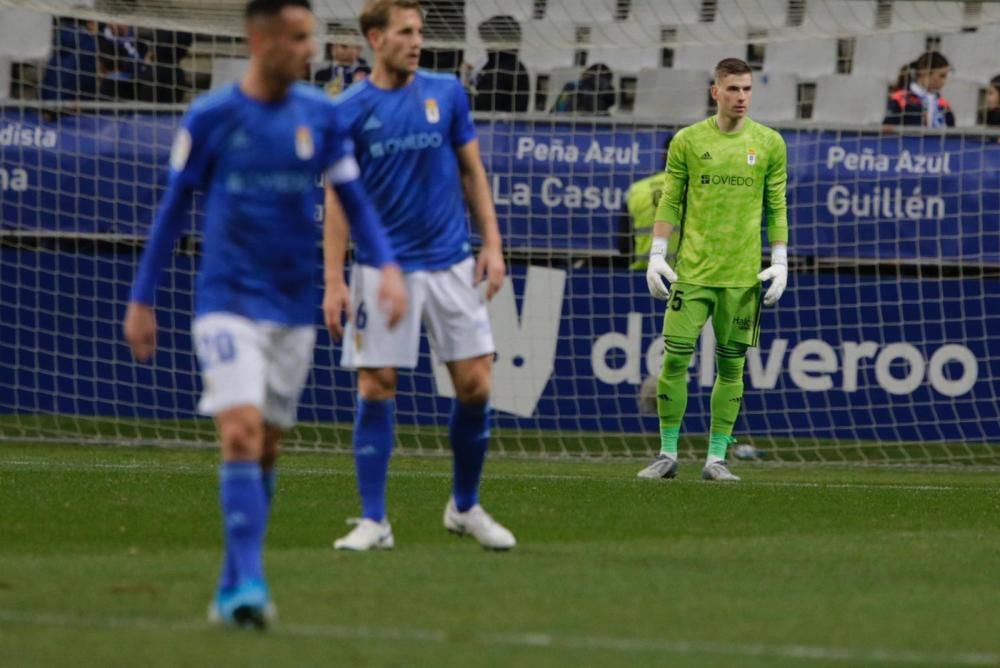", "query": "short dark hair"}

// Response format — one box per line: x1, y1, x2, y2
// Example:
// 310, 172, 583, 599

359, 0, 422, 38
714, 58, 752, 83
991, 74, 1000, 91
245, 0, 311, 21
